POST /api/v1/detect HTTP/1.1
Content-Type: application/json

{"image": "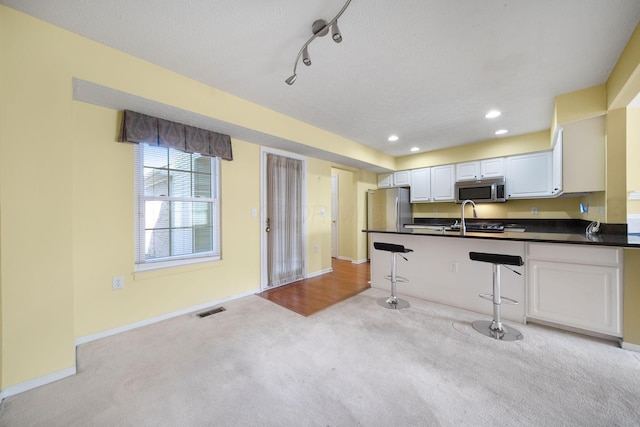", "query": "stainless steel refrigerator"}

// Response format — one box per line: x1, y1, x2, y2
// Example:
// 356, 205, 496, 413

367, 187, 412, 258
